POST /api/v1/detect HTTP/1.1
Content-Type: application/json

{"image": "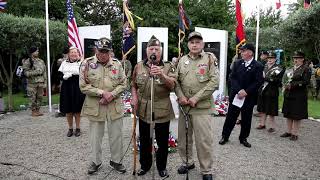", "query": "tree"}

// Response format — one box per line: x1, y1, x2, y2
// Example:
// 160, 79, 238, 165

0, 13, 67, 111
279, 3, 320, 61
245, 7, 282, 28
6, 0, 84, 22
